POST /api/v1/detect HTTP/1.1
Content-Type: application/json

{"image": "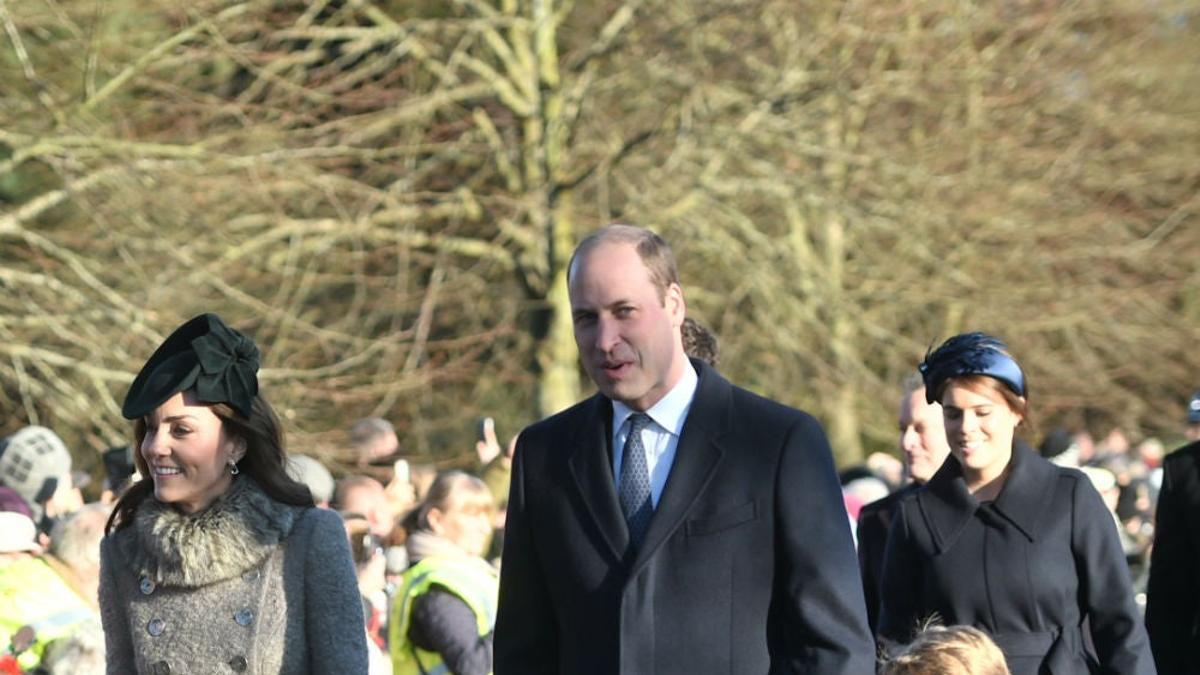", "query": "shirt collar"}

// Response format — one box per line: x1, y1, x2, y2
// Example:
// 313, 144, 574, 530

612, 360, 698, 436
